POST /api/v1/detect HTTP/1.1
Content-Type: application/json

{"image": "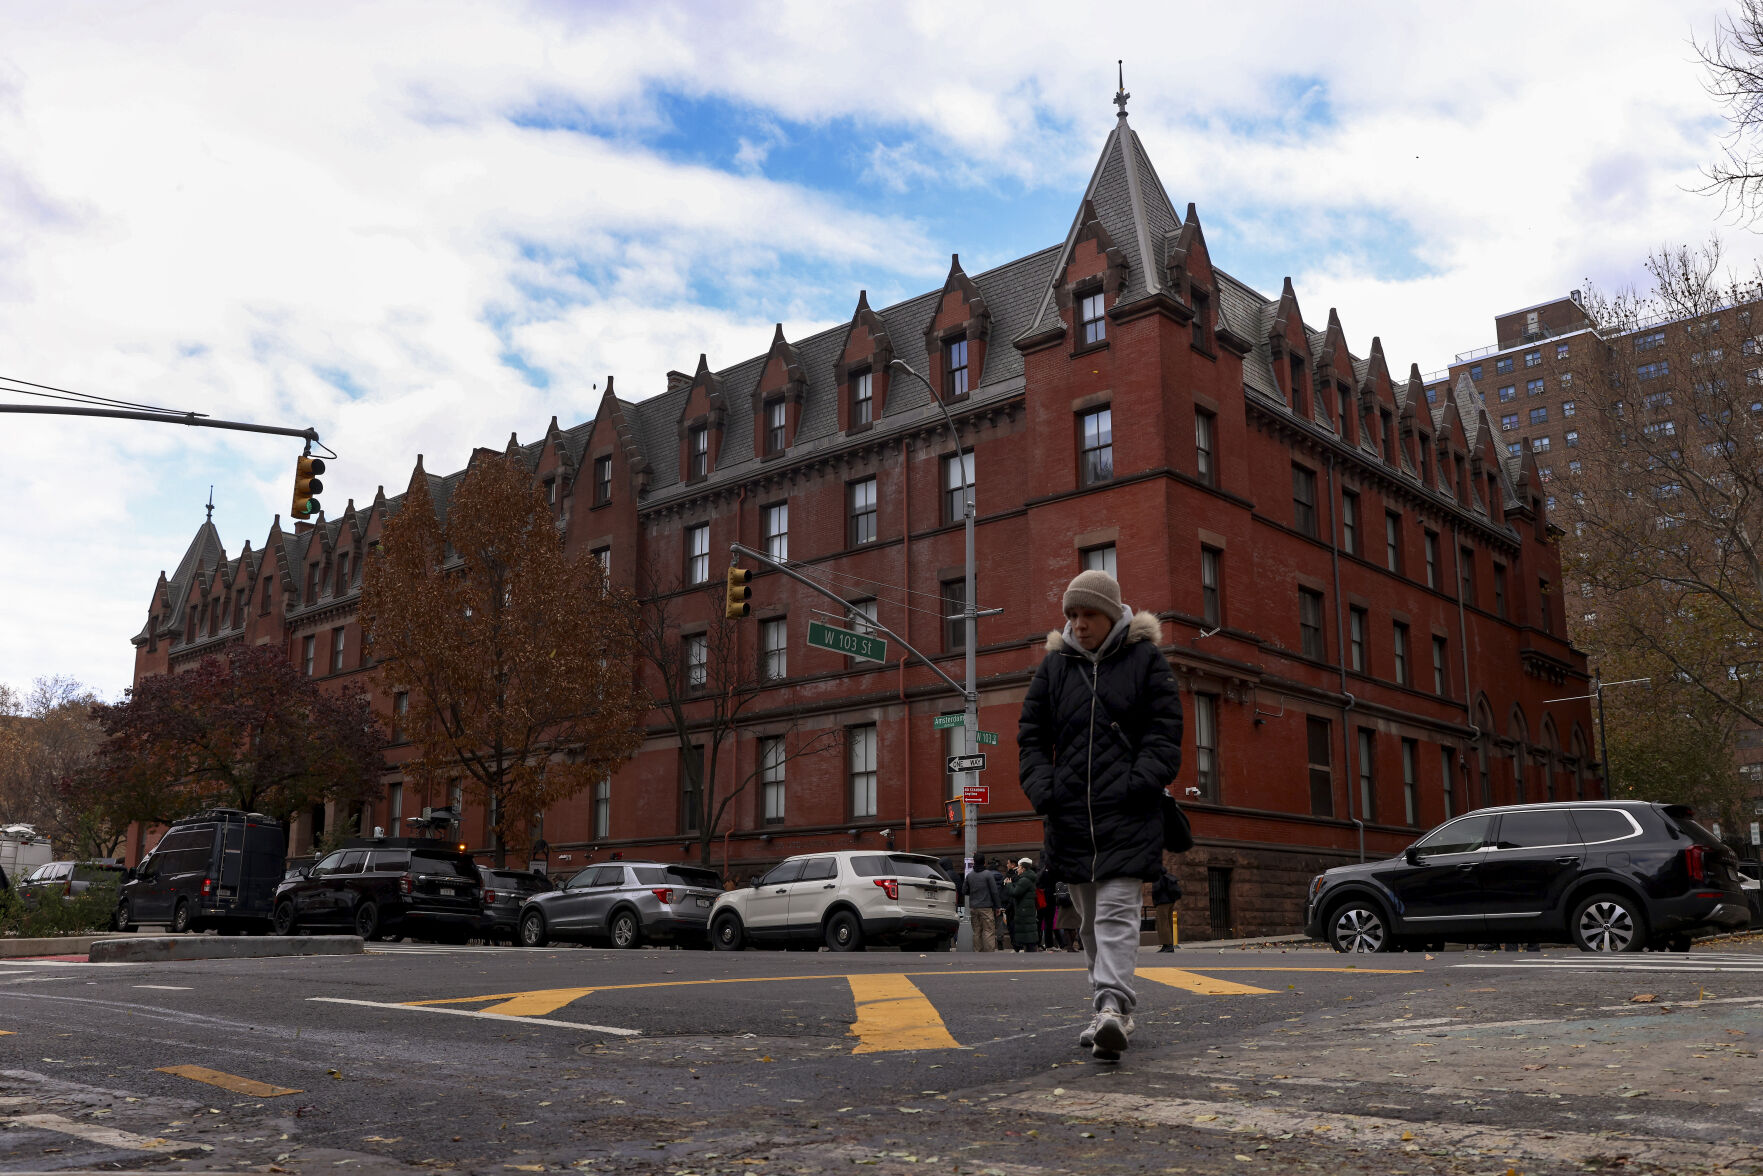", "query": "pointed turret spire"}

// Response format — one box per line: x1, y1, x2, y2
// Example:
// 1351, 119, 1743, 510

1114, 60, 1129, 119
